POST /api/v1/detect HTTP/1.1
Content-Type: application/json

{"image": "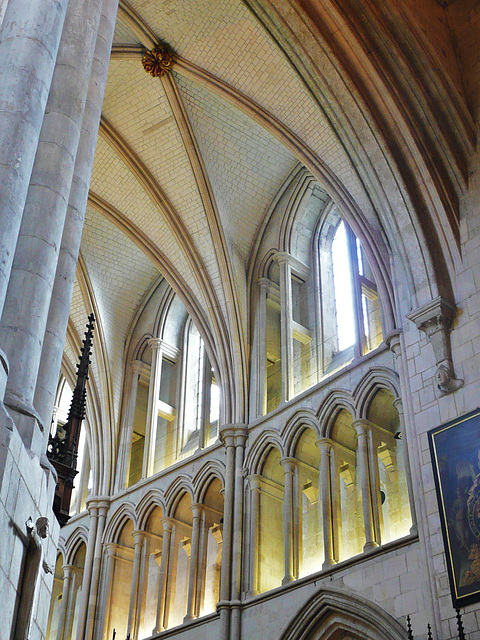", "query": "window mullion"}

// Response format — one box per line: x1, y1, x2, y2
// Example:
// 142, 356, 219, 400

346, 225, 365, 357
